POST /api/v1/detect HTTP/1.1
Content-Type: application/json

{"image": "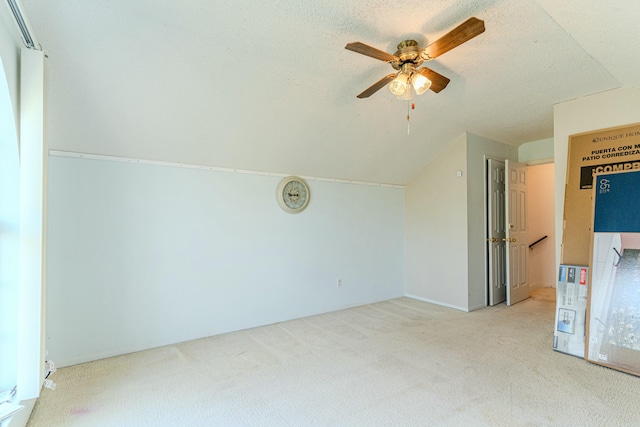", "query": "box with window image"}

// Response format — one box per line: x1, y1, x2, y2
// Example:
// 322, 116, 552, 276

553, 265, 589, 358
